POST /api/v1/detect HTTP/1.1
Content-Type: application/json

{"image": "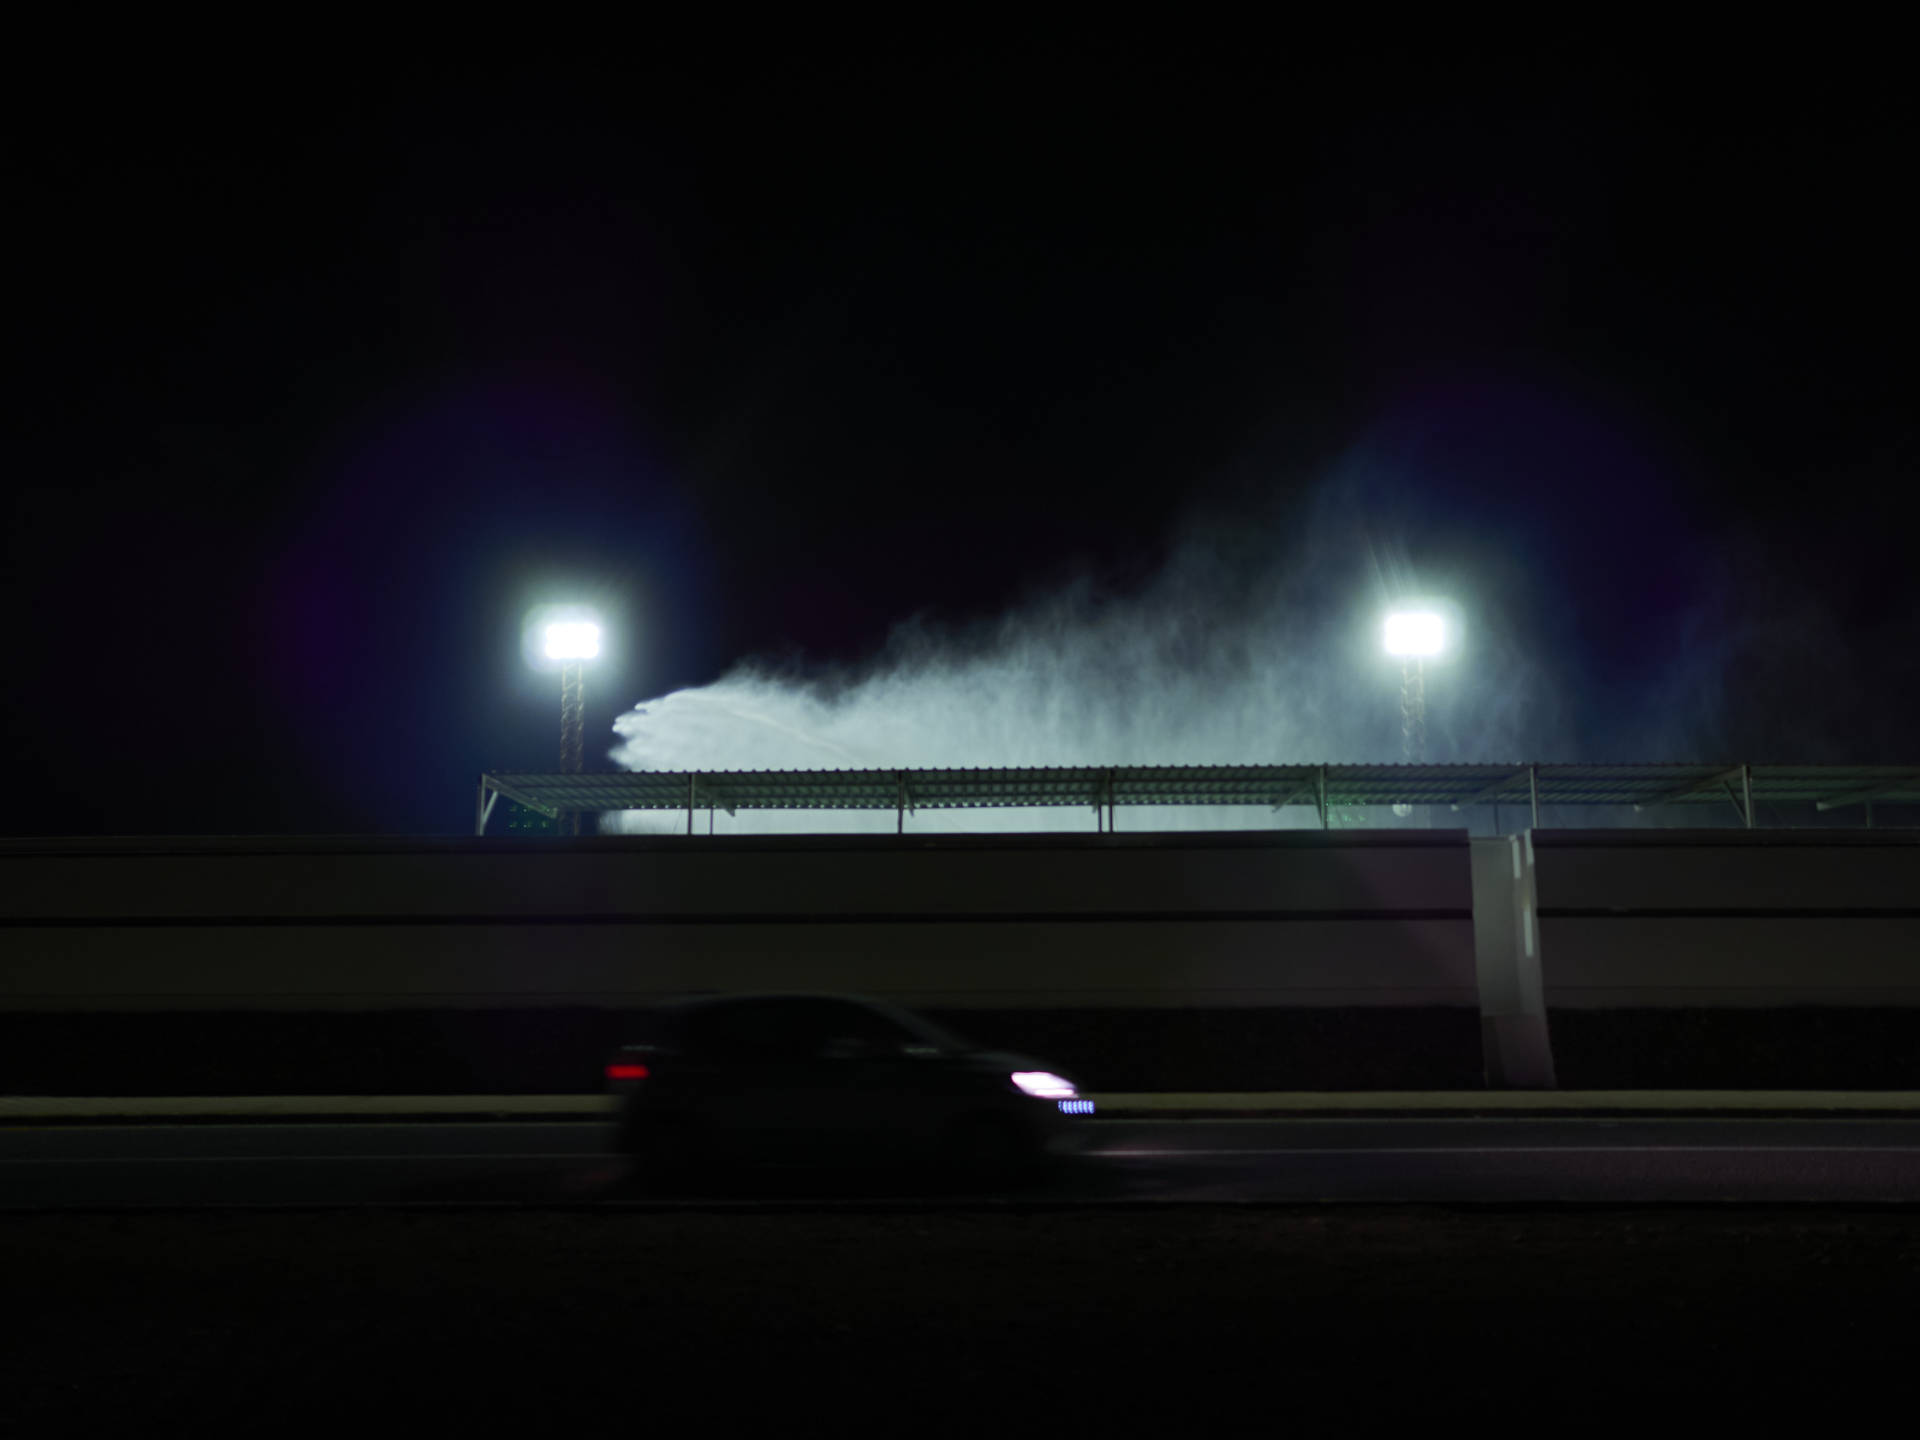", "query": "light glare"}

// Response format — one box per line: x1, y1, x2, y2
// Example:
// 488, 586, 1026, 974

1011, 1070, 1079, 1099
545, 621, 601, 660
1384, 611, 1444, 658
